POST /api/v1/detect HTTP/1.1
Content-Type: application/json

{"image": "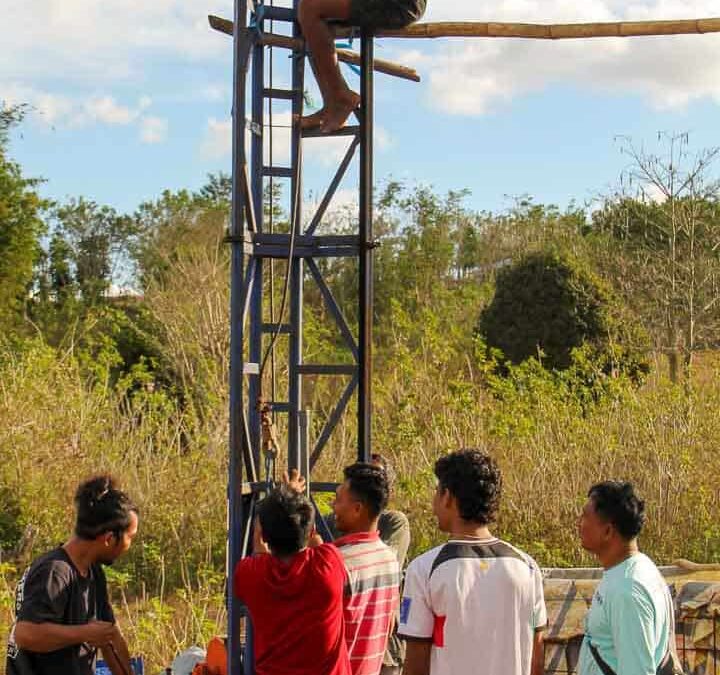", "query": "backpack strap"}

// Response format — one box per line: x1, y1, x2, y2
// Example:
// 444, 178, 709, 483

588, 641, 618, 675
